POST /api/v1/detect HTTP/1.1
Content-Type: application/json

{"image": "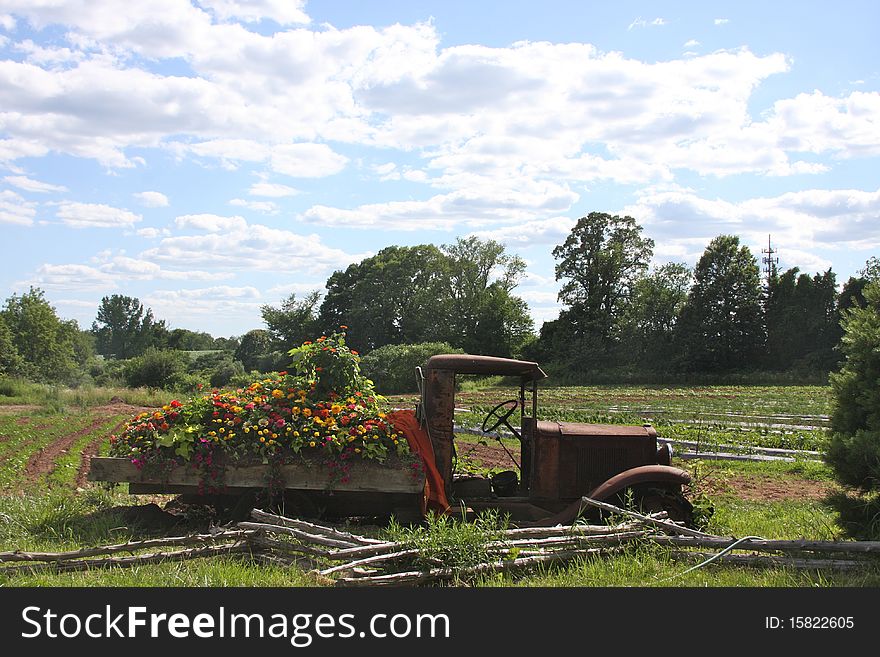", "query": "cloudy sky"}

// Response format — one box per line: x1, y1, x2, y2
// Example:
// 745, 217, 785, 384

1, 0, 878, 338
